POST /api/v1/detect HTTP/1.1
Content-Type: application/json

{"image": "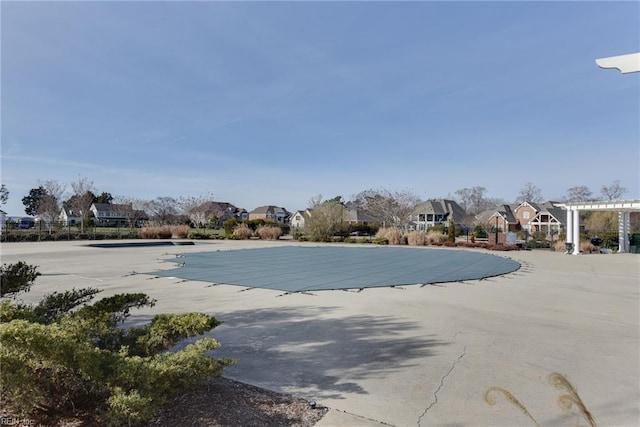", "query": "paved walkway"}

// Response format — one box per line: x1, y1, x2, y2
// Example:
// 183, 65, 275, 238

2, 240, 638, 426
